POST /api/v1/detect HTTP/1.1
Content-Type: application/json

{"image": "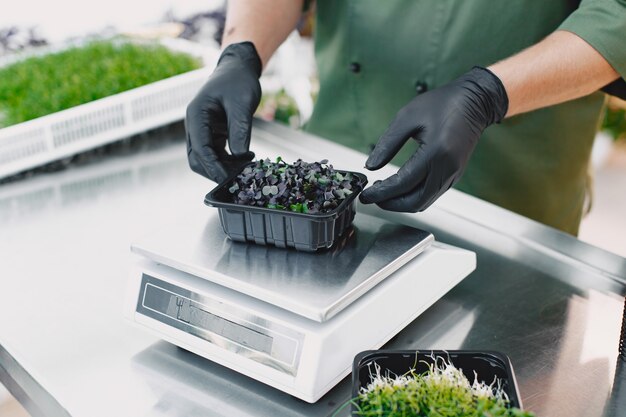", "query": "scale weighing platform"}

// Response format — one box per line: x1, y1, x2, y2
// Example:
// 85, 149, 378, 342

126, 210, 476, 402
